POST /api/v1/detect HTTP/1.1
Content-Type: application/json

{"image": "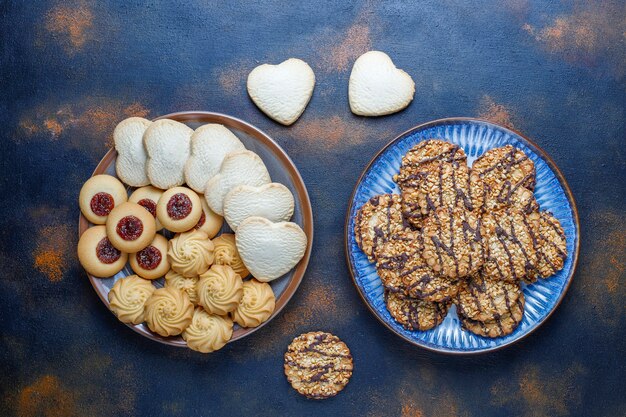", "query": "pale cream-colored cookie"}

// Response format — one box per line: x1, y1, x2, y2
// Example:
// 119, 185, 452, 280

167, 230, 214, 277
193, 196, 223, 238
156, 186, 202, 233
108, 274, 155, 324
128, 186, 164, 231
105, 202, 156, 253
212, 234, 249, 277
77, 225, 128, 278
197, 265, 243, 315
129, 234, 170, 280
231, 279, 275, 328
144, 287, 194, 337
164, 269, 199, 305
182, 308, 233, 353
79, 175, 128, 224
